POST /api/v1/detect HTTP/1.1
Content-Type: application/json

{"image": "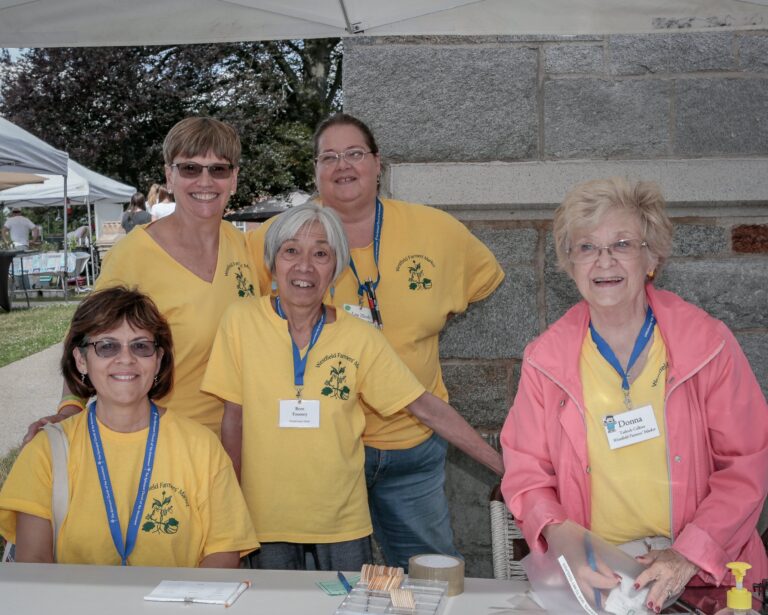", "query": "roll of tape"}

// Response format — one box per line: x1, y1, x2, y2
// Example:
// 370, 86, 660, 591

408, 554, 465, 596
